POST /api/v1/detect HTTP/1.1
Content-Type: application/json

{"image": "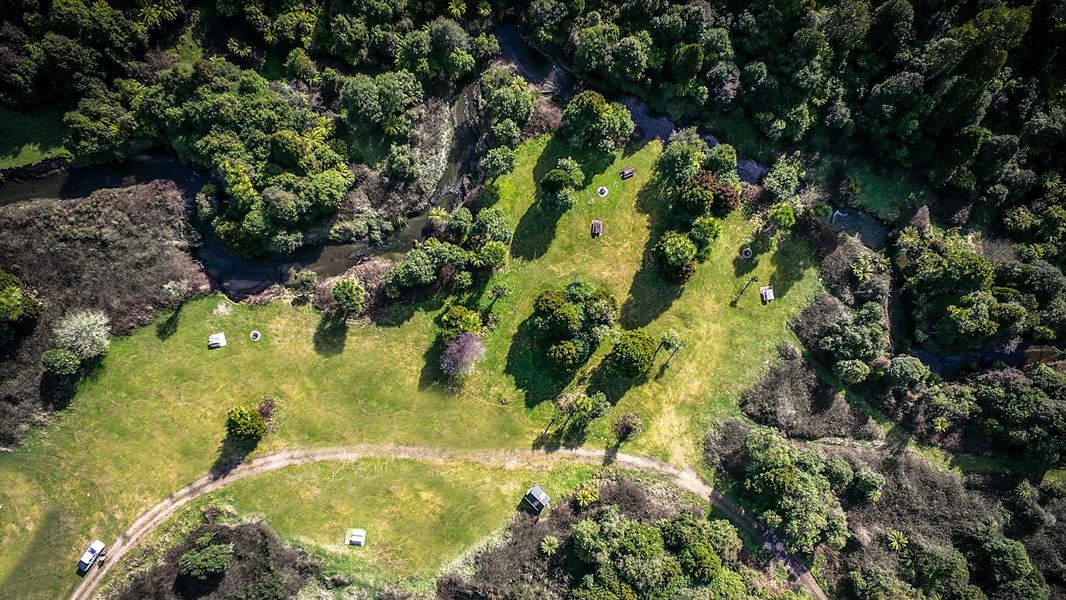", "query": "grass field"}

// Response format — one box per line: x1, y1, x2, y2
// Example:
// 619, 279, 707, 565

0, 105, 71, 170
101, 459, 594, 595
0, 135, 820, 599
